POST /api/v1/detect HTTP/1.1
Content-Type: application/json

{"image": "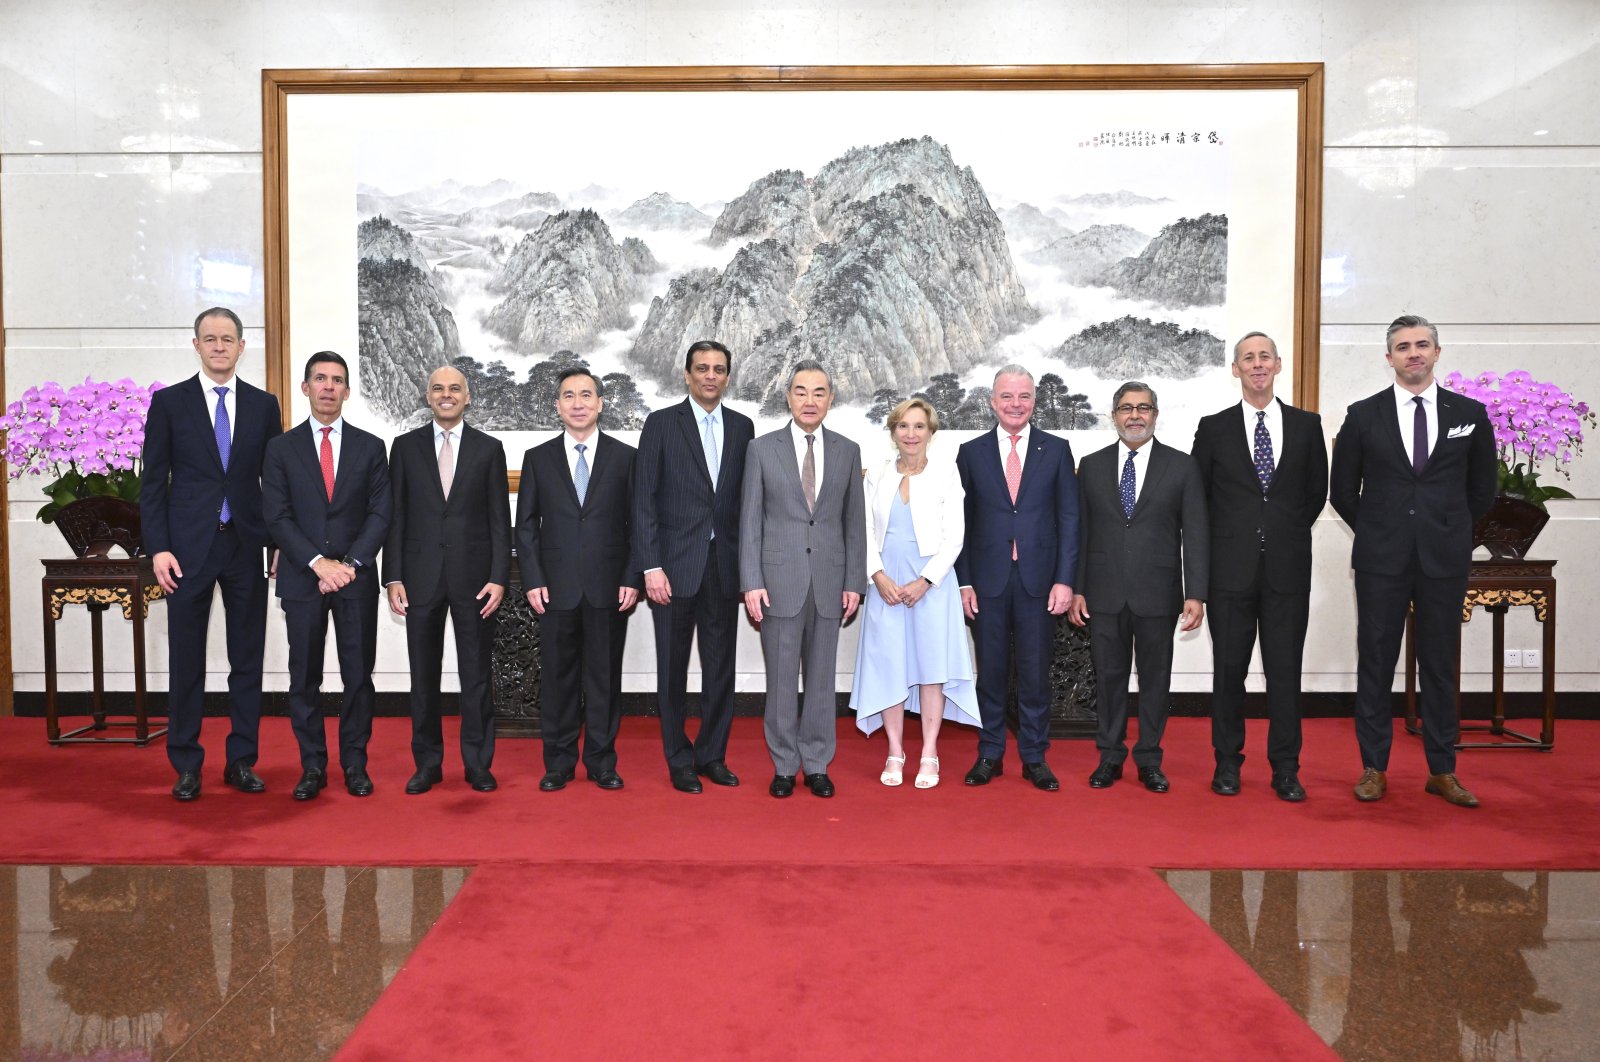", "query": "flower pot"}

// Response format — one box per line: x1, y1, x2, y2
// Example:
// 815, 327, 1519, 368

53, 497, 143, 558
1472, 495, 1549, 560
